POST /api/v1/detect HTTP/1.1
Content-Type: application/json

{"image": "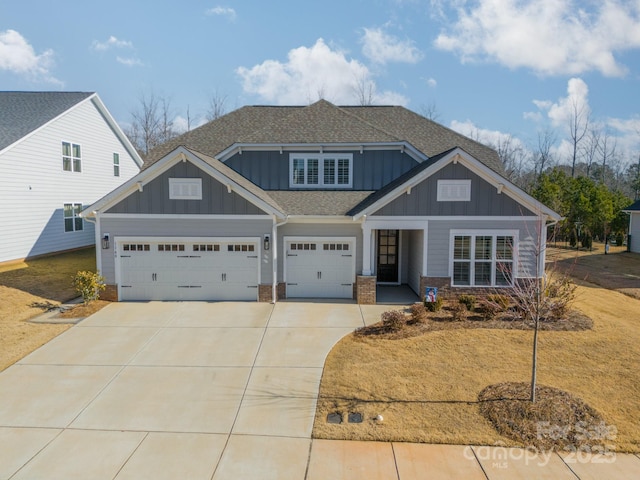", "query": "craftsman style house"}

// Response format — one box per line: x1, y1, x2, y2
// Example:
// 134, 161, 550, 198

83, 100, 560, 303
0, 92, 142, 263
